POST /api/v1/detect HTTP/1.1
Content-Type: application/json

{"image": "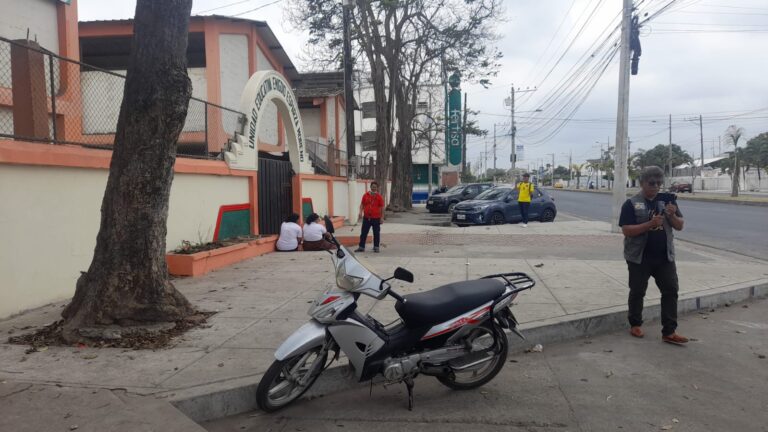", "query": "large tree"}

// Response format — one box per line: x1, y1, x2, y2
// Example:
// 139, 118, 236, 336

632, 144, 692, 175
61, 0, 195, 342
287, 0, 501, 210
743, 132, 768, 183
